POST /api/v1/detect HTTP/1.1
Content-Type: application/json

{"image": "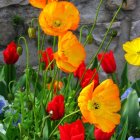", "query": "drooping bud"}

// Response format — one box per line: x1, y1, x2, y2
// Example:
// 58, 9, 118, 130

17, 45, 23, 56
28, 27, 36, 39
87, 34, 94, 44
